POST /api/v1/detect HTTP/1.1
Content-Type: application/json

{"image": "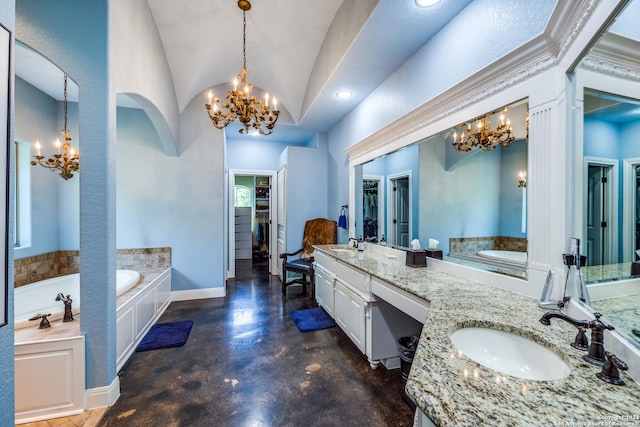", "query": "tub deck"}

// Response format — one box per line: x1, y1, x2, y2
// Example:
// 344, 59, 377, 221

15, 268, 166, 344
